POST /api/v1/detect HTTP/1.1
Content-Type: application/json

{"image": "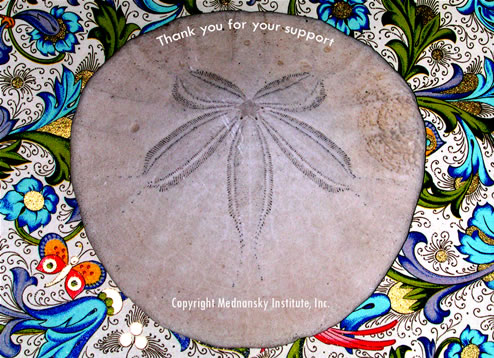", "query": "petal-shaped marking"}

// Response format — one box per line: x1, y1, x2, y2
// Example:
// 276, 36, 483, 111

253, 121, 274, 243
189, 70, 246, 99
173, 77, 239, 110
144, 111, 239, 191
260, 111, 354, 193
143, 110, 227, 174
266, 109, 354, 177
227, 122, 245, 246
226, 119, 274, 251
253, 72, 326, 112
173, 70, 245, 109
